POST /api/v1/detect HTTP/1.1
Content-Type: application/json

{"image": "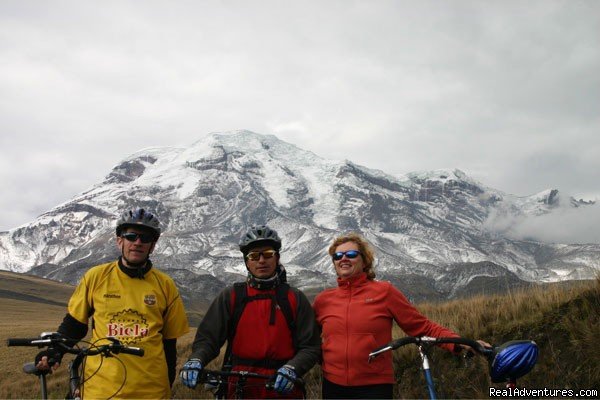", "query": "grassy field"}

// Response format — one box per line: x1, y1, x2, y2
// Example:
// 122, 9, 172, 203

0, 271, 74, 398
1, 271, 598, 398
390, 277, 600, 398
